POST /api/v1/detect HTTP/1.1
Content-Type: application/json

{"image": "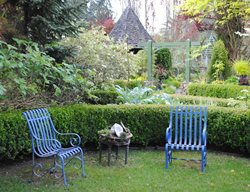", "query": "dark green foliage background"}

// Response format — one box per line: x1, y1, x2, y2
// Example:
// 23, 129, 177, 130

0, 104, 249, 160
156, 48, 172, 70
114, 80, 144, 89
88, 90, 119, 104
188, 83, 250, 98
